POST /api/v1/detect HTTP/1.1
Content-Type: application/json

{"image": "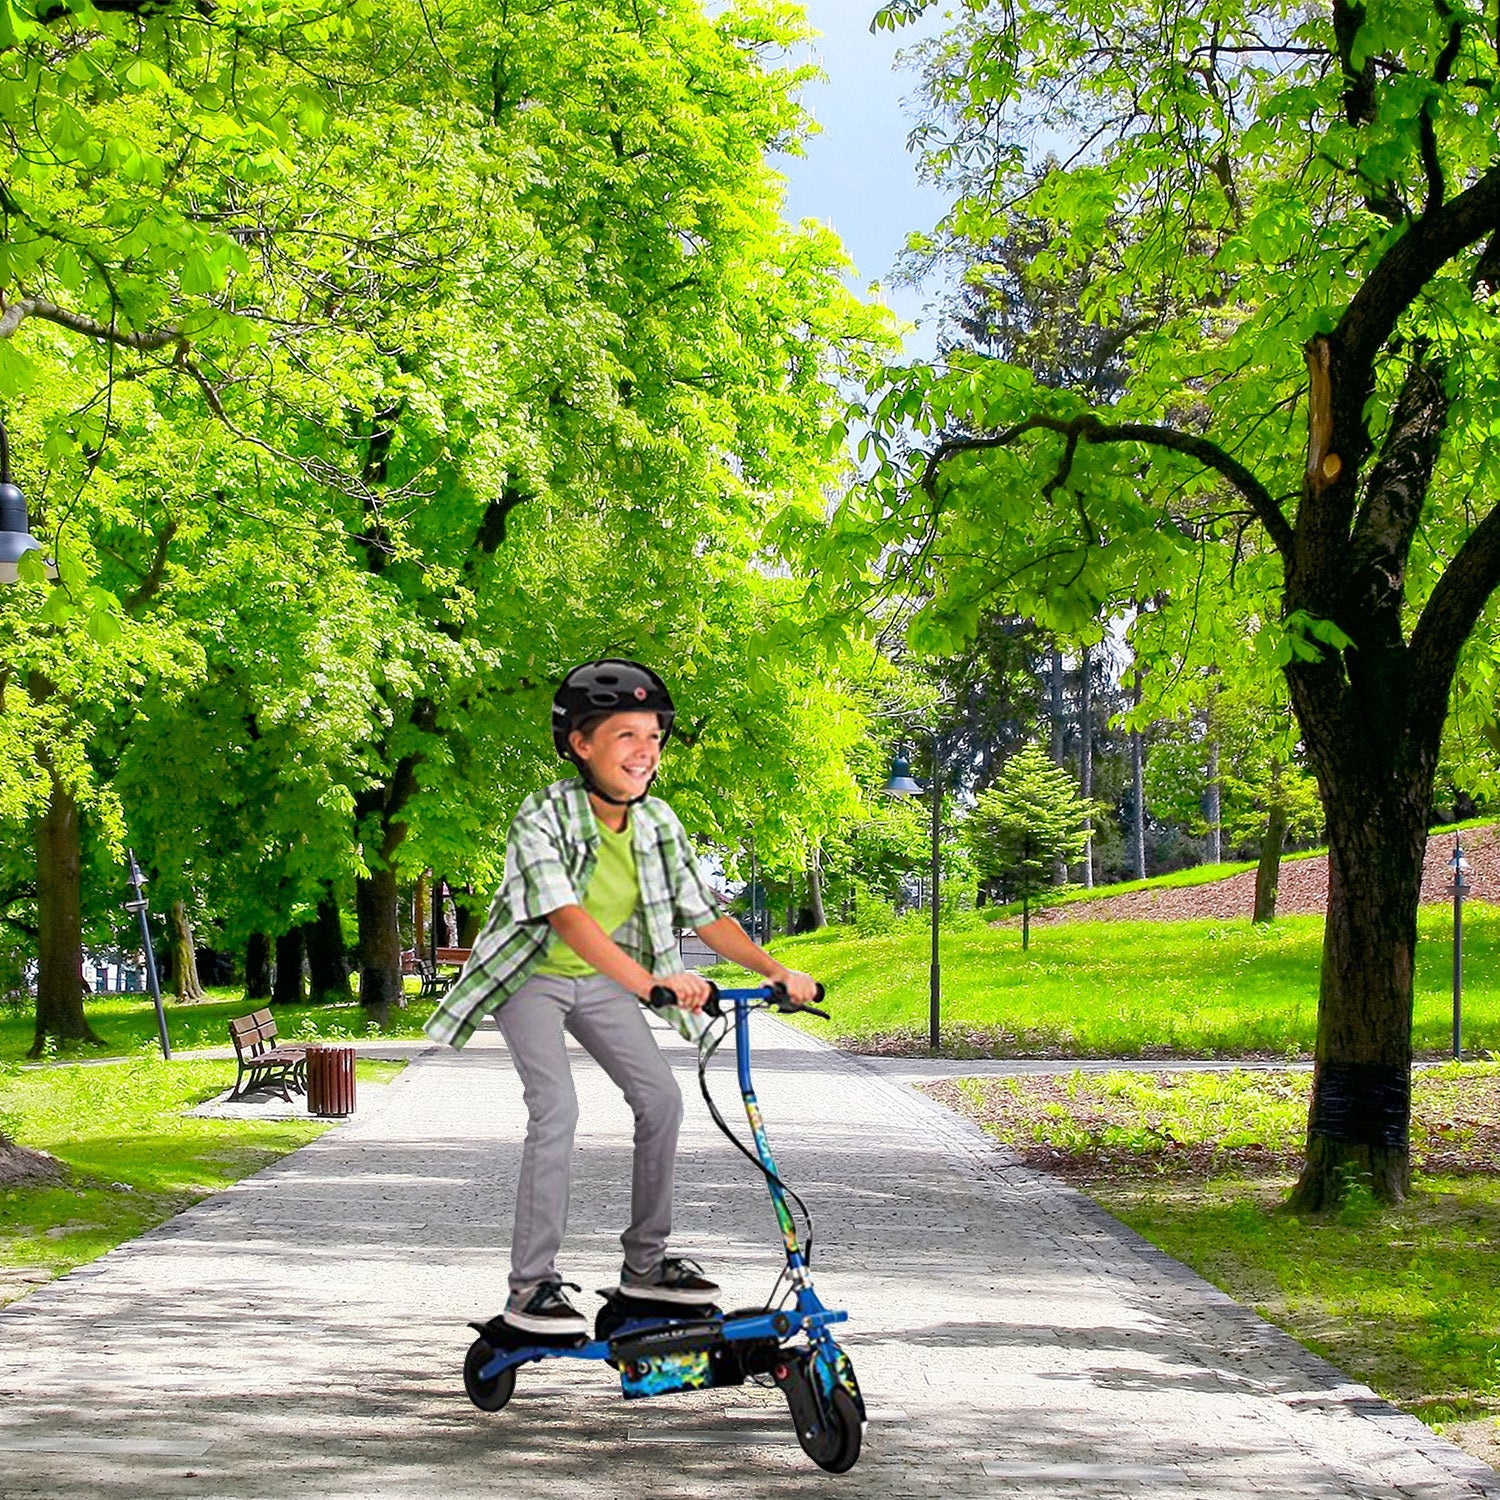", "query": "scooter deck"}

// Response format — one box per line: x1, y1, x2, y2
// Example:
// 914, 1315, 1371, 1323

469, 1297, 847, 1382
